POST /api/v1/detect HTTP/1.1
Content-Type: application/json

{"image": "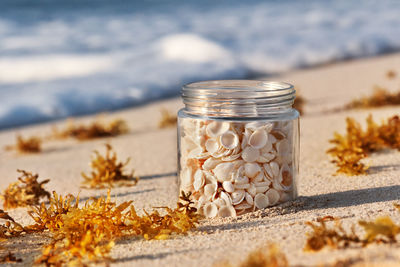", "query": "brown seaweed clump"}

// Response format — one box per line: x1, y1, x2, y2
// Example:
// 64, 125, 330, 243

216, 244, 289, 267
387, 70, 397, 79
1, 170, 50, 210
305, 204, 400, 252
4, 135, 42, 154
343, 86, 400, 110
0, 209, 25, 241
30, 191, 200, 265
52, 118, 128, 140
81, 144, 139, 188
158, 108, 177, 129
327, 115, 400, 175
